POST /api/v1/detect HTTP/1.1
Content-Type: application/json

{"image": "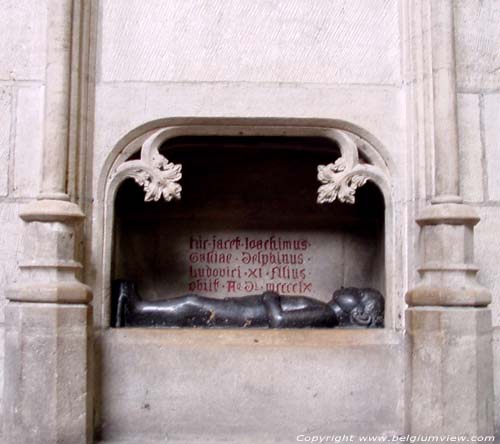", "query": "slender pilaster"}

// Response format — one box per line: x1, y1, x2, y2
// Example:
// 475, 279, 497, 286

406, 0, 493, 435
40, 0, 74, 201
3, 1, 92, 443
429, 0, 461, 204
